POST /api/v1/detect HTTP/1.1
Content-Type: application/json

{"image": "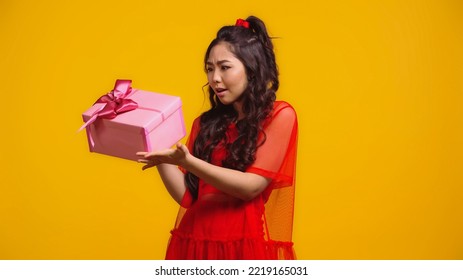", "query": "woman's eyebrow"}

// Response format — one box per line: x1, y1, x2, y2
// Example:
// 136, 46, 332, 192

206, 60, 231, 65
